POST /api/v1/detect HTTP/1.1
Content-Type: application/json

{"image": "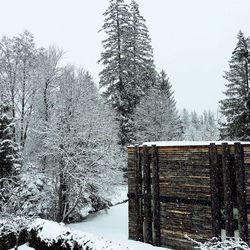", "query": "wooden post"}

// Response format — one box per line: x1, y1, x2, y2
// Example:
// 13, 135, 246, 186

221, 143, 234, 237
152, 145, 160, 246
138, 146, 144, 242
143, 145, 152, 244
134, 145, 143, 241
234, 143, 248, 243
209, 143, 221, 238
